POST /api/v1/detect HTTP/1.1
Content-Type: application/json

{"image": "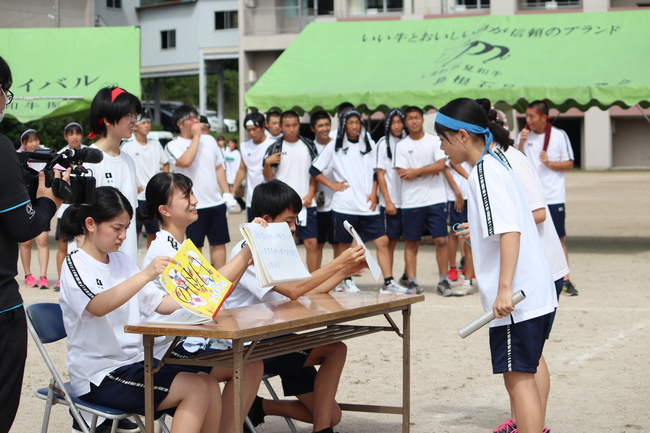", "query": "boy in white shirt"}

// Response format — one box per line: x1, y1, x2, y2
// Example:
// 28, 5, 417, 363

232, 112, 276, 222
375, 108, 409, 294
263, 110, 320, 272
311, 108, 409, 294
517, 100, 577, 296
121, 115, 169, 248
394, 107, 451, 296
164, 104, 236, 268
224, 180, 365, 433
265, 110, 283, 140
224, 138, 246, 211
